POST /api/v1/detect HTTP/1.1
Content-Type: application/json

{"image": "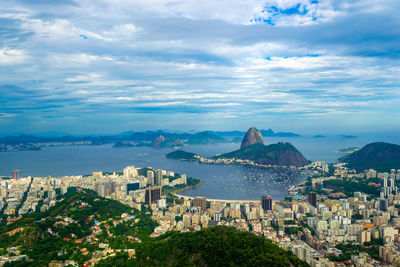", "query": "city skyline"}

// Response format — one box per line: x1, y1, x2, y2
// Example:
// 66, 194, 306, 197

1, 0, 400, 135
